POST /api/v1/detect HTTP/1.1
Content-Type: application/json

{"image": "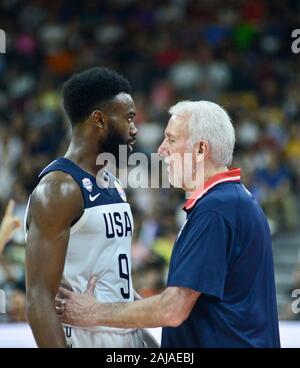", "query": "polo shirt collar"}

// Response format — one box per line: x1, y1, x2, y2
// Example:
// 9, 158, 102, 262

183, 168, 241, 211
